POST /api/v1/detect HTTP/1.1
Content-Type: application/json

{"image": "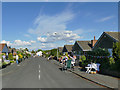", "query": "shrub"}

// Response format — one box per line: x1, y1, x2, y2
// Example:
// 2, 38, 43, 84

80, 55, 88, 67
8, 53, 14, 60
10, 61, 14, 63
112, 42, 120, 71
109, 57, 115, 65
2, 62, 7, 66
18, 54, 23, 59
81, 55, 86, 61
